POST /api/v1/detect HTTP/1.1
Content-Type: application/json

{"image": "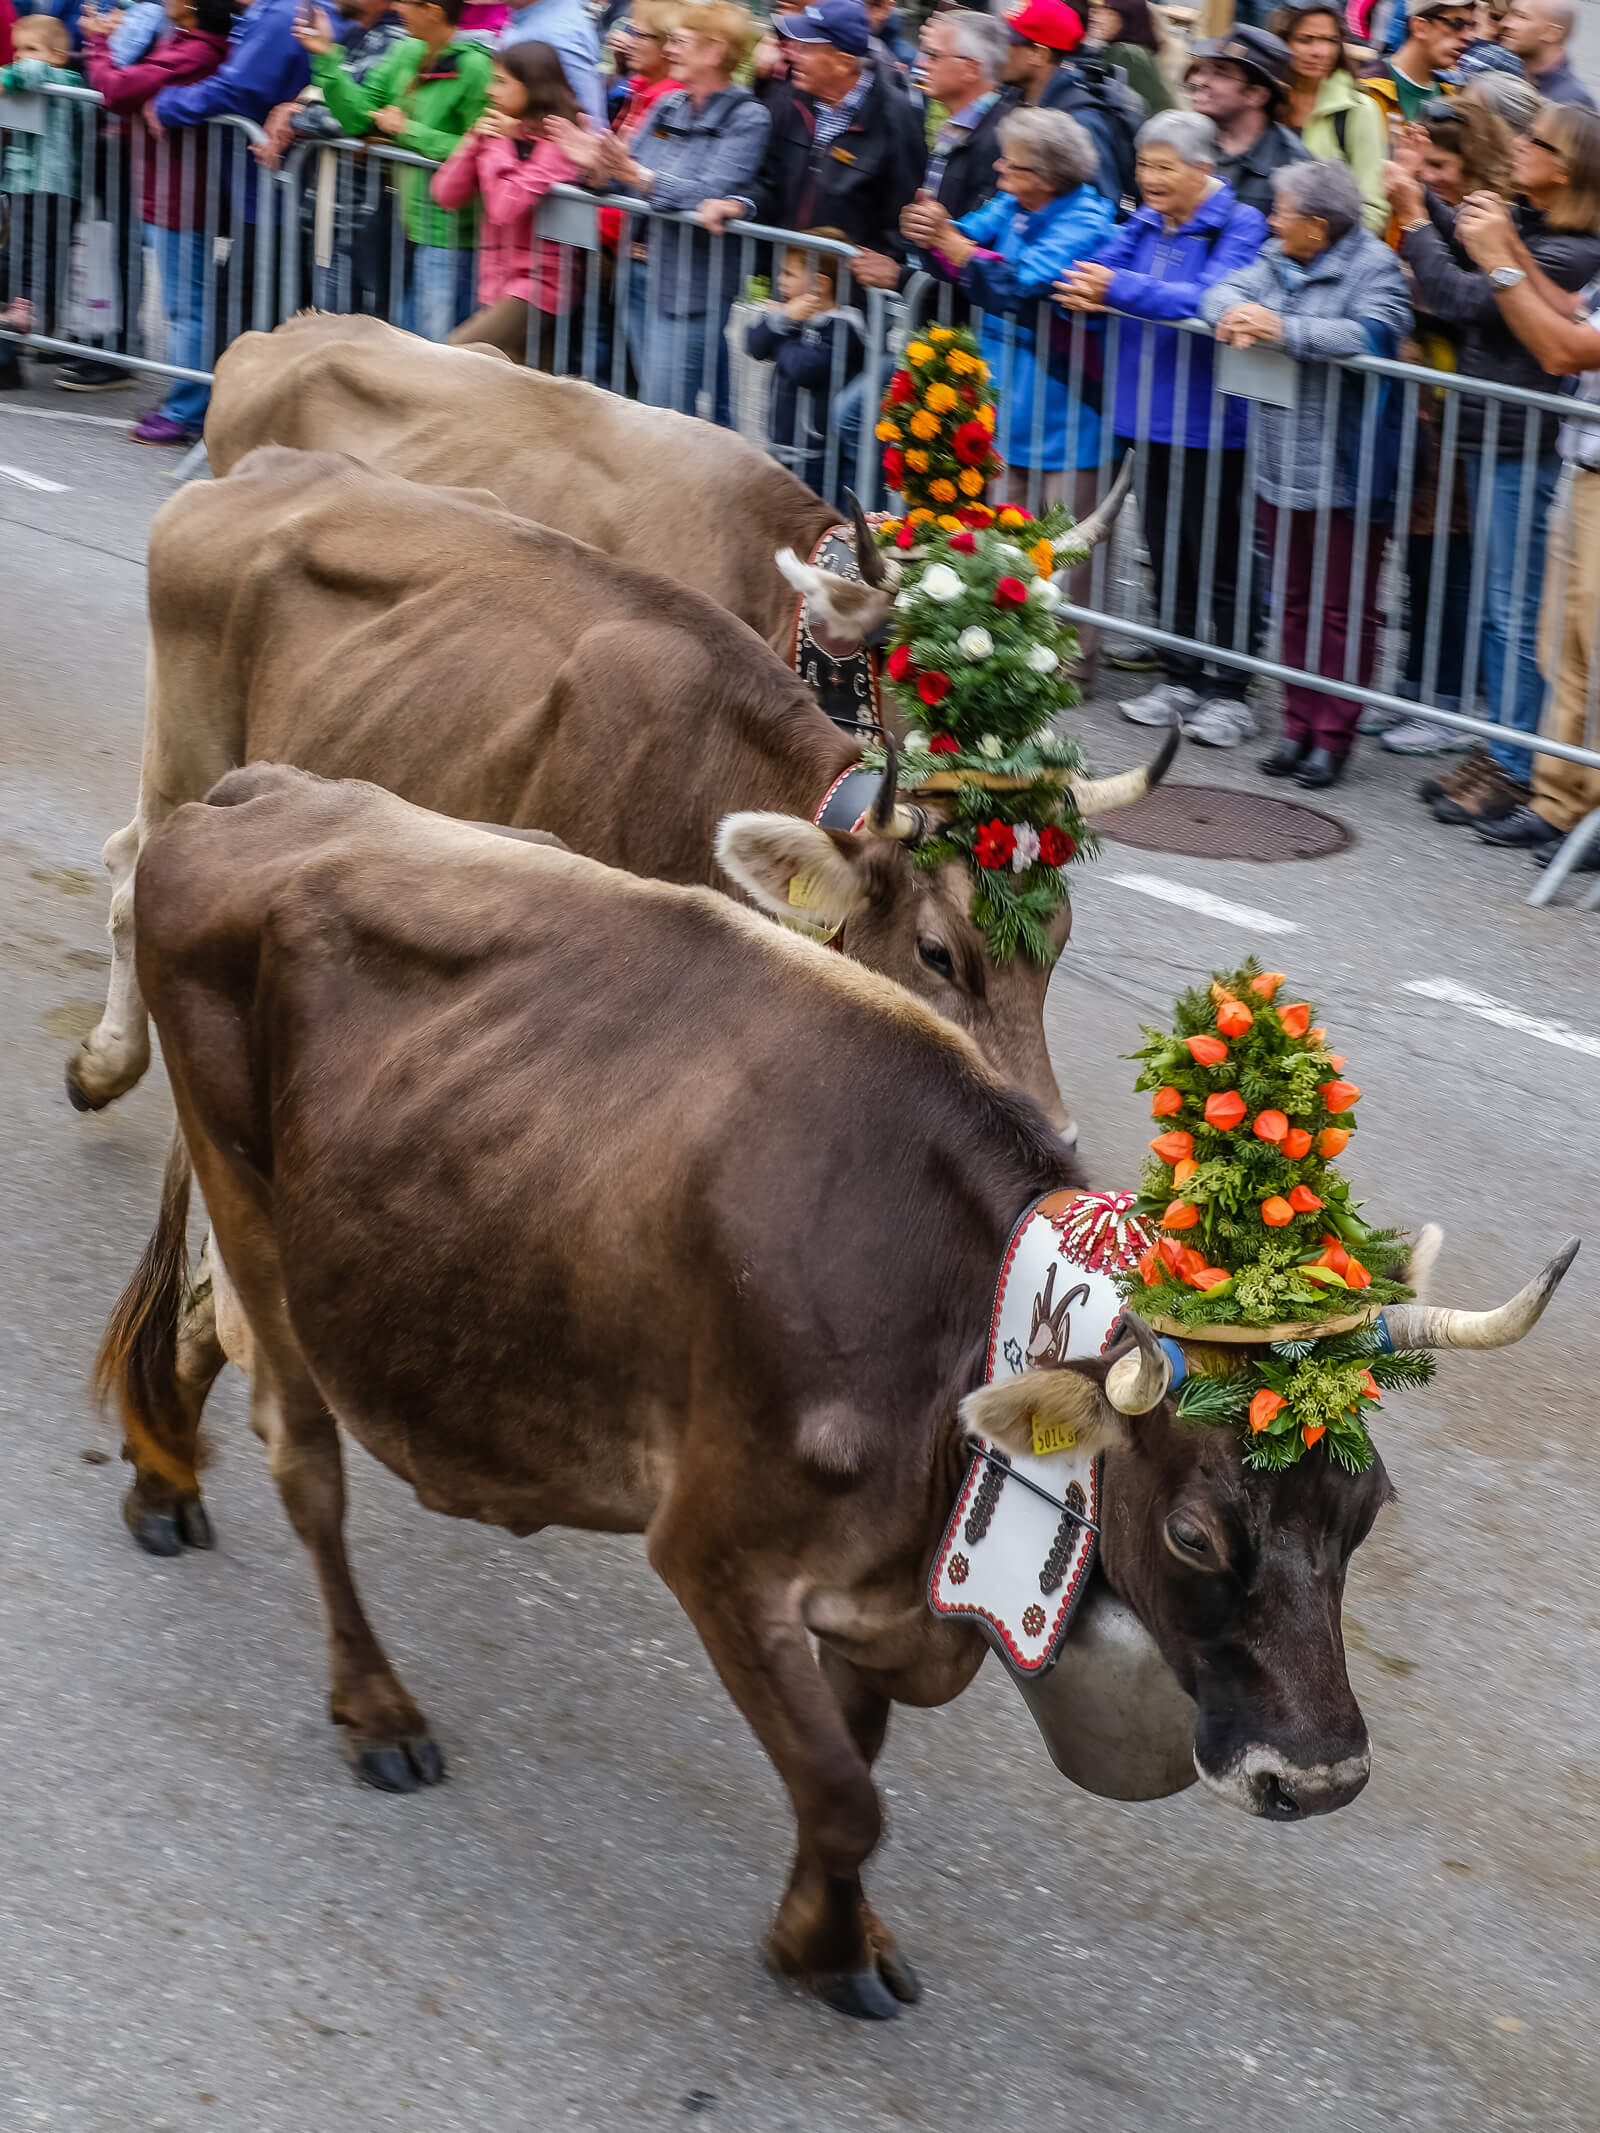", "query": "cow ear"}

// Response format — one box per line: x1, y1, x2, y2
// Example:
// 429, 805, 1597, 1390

715, 812, 871, 932
774, 548, 893, 646
959, 1365, 1130, 1461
